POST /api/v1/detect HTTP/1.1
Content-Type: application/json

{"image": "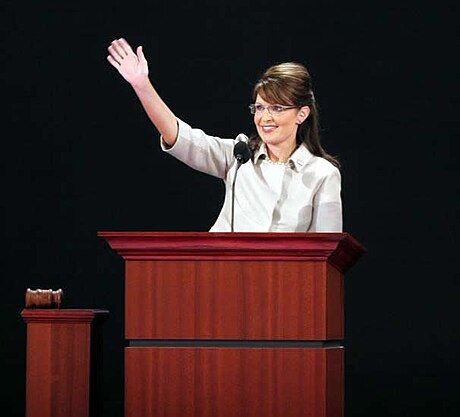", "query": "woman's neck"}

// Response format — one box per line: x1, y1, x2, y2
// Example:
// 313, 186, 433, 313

266, 143, 298, 163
